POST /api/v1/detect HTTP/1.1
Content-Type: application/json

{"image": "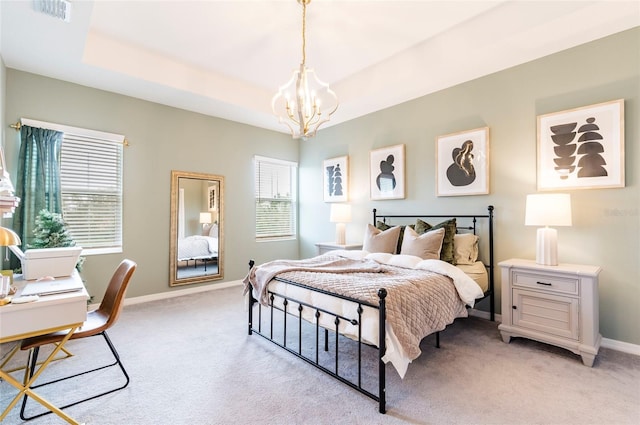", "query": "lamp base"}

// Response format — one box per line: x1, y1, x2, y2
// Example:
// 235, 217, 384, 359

335, 223, 346, 246
536, 227, 558, 266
